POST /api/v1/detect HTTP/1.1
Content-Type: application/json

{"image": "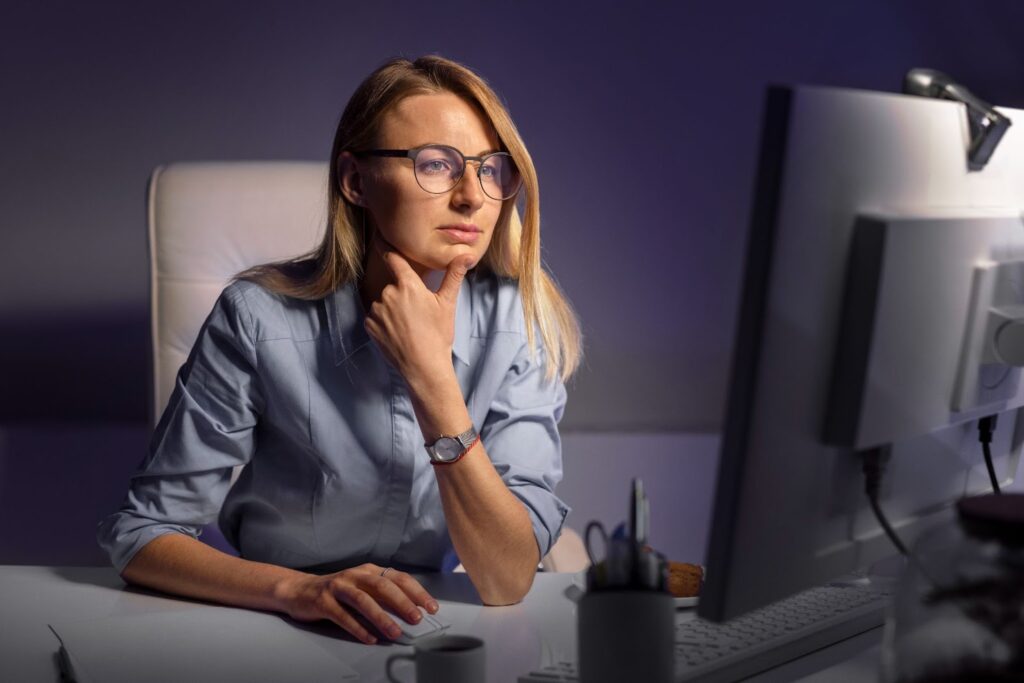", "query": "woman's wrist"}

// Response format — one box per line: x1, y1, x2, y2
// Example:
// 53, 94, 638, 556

406, 366, 472, 440
404, 361, 458, 405
270, 568, 311, 613
402, 357, 456, 394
